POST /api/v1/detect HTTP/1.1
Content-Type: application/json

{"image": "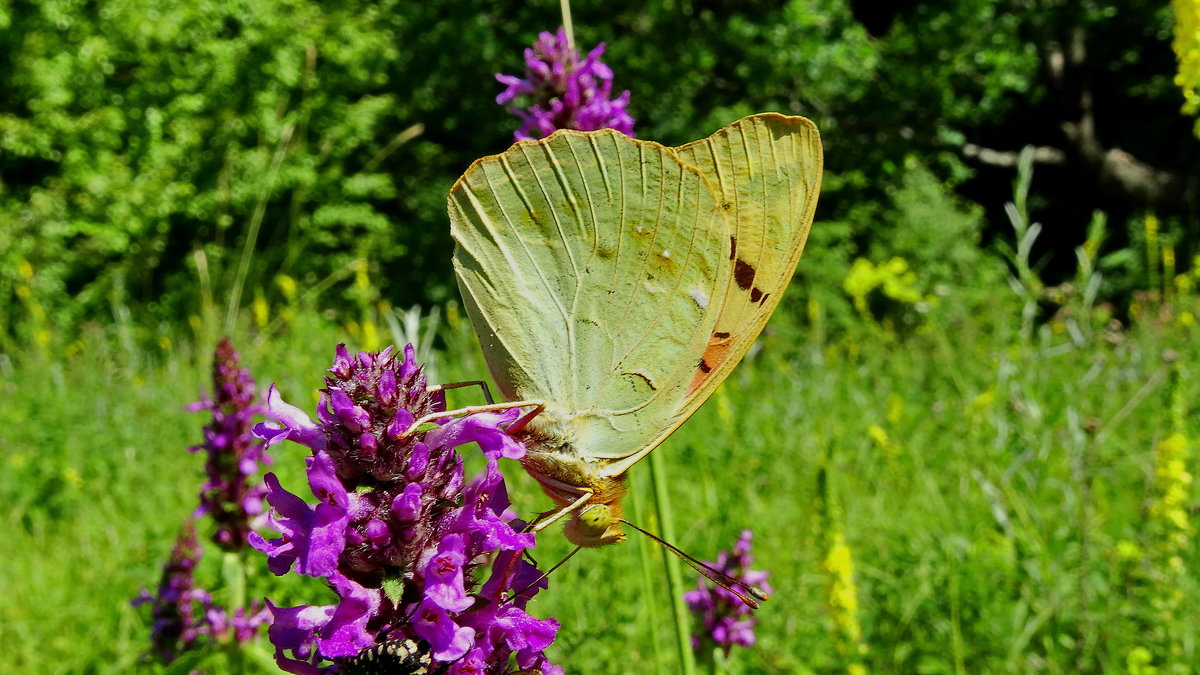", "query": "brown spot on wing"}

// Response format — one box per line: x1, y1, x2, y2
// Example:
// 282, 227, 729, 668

749, 287, 763, 303
729, 236, 737, 261
733, 258, 756, 291
623, 370, 657, 391
687, 331, 736, 395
